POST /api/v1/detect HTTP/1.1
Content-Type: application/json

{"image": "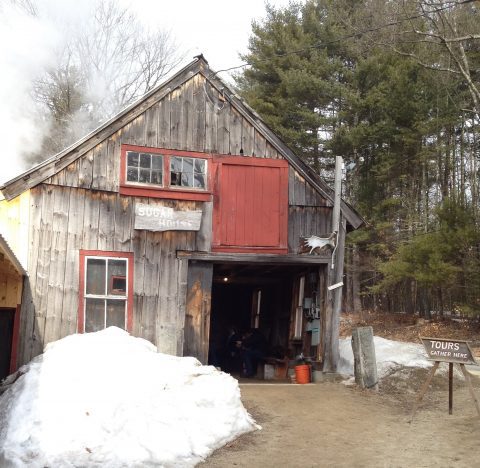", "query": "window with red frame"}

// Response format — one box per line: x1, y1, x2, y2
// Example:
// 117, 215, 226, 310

79, 251, 133, 333
121, 146, 209, 200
